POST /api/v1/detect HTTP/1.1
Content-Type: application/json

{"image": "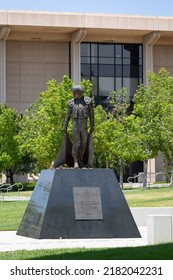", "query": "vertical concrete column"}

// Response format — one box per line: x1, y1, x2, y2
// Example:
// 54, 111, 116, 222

143, 31, 160, 85
0, 40, 6, 104
147, 215, 172, 245
147, 158, 156, 185
143, 32, 160, 182
71, 29, 87, 84
0, 27, 10, 104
